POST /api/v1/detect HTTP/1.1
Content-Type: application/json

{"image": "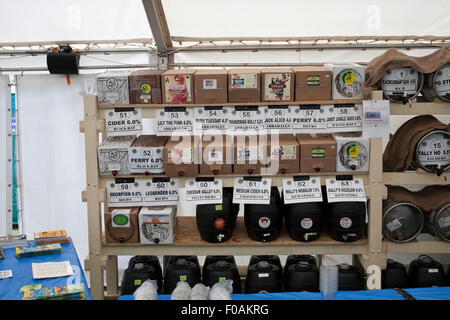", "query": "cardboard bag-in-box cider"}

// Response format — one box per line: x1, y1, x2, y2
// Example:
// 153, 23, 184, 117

139, 206, 177, 245
228, 69, 261, 103
164, 136, 199, 177
98, 135, 136, 176
261, 68, 294, 102
267, 134, 299, 174
233, 135, 267, 175
129, 69, 163, 104
324, 64, 365, 100
104, 207, 140, 244
97, 71, 131, 105
194, 69, 228, 104
129, 135, 168, 174
200, 134, 233, 175
296, 134, 336, 173
162, 69, 196, 103
292, 66, 332, 101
